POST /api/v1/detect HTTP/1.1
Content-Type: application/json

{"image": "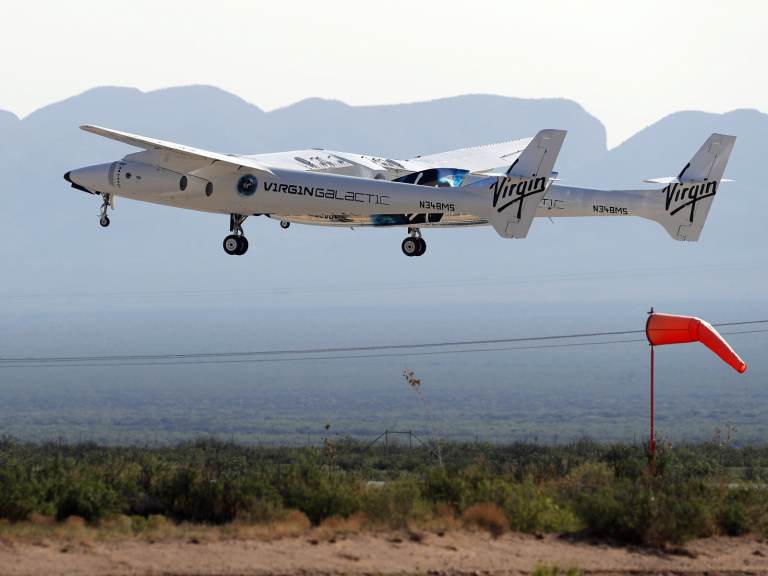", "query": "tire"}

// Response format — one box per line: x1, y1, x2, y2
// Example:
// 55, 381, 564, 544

236, 236, 249, 255
223, 235, 240, 255
280, 221, 290, 229
415, 238, 427, 256
401, 237, 418, 257
99, 216, 110, 228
